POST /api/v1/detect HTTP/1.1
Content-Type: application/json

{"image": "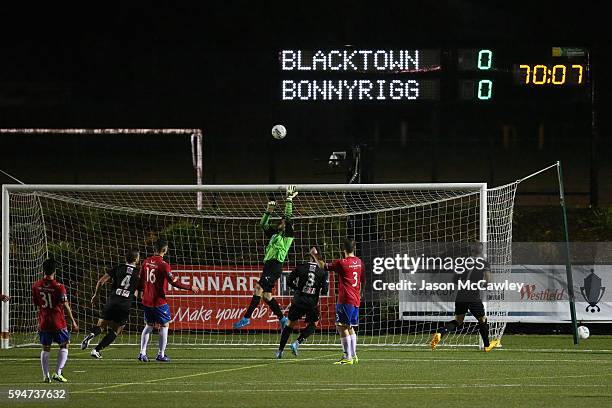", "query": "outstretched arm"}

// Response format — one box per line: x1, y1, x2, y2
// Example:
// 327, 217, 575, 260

310, 247, 325, 269
284, 185, 297, 221
260, 201, 276, 231
167, 273, 200, 294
